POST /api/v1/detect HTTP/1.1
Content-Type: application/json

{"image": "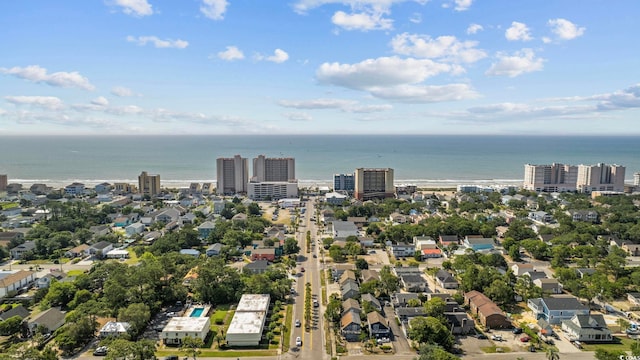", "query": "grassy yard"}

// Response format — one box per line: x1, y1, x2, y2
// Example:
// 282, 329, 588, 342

481, 345, 512, 353
67, 269, 85, 277
124, 248, 139, 264
581, 336, 636, 352
283, 304, 293, 351
156, 349, 277, 358
211, 309, 229, 325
